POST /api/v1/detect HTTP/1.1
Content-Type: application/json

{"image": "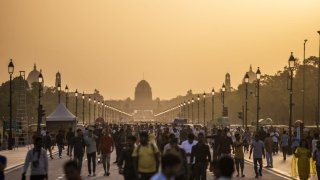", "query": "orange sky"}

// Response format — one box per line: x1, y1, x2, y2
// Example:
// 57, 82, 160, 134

0, 0, 319, 100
